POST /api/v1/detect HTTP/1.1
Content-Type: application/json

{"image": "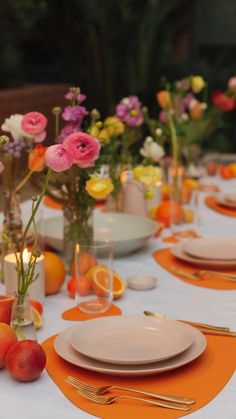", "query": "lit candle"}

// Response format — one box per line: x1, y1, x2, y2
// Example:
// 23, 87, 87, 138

3, 250, 45, 303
